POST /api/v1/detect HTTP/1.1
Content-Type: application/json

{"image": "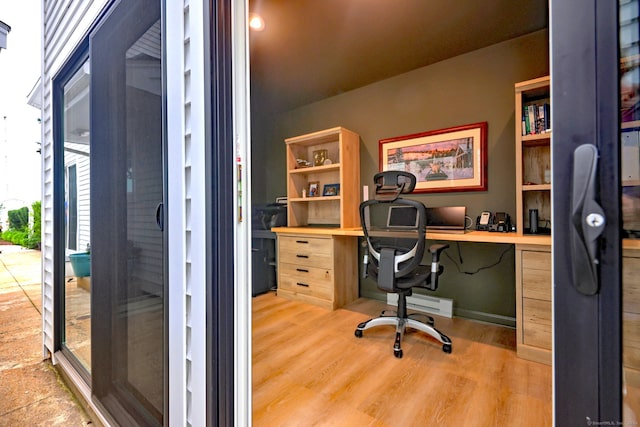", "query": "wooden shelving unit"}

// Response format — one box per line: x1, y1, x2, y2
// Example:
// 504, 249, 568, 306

276, 127, 361, 310
515, 76, 552, 236
514, 76, 553, 364
284, 127, 361, 228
